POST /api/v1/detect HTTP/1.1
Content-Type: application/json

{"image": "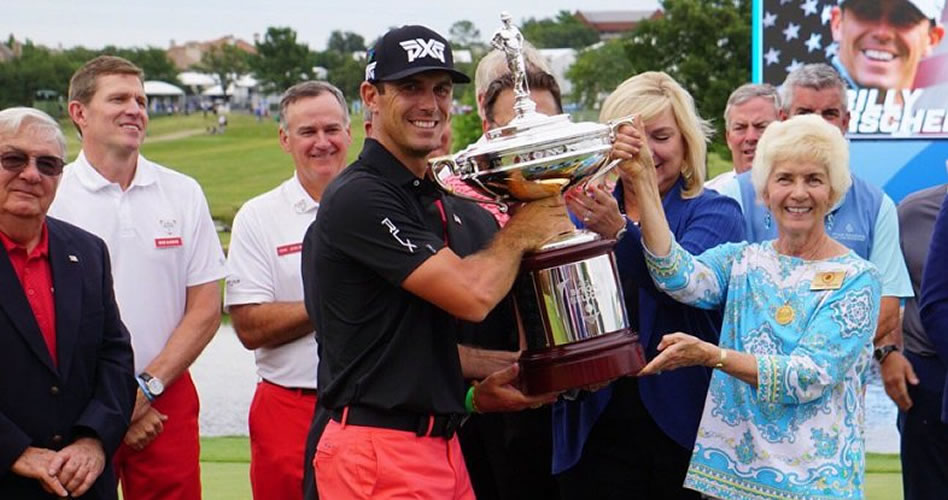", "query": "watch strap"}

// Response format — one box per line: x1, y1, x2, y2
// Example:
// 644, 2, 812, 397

135, 375, 156, 402
873, 345, 899, 363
